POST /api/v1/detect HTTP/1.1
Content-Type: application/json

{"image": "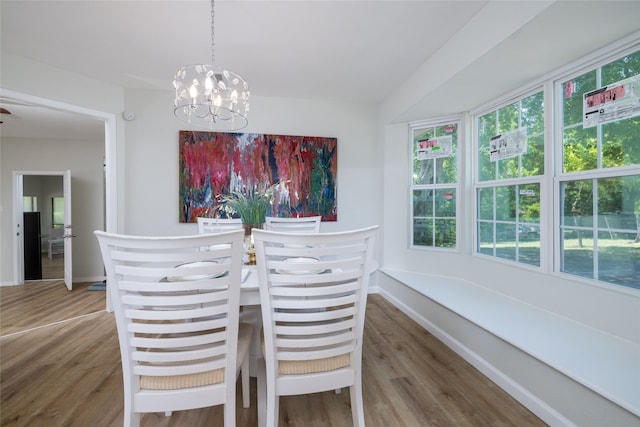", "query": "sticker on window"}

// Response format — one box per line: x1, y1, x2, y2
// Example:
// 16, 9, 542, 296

416, 135, 453, 160
583, 74, 640, 128
489, 127, 527, 162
